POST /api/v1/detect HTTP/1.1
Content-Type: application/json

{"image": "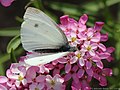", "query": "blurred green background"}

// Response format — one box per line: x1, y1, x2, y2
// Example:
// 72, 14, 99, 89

0, 0, 120, 89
